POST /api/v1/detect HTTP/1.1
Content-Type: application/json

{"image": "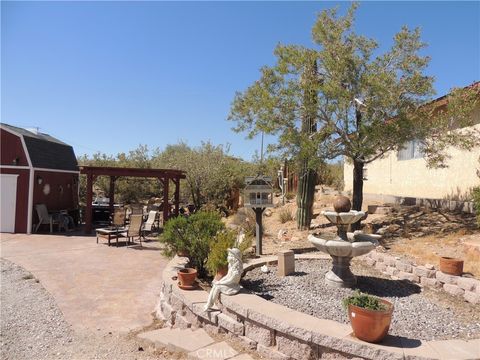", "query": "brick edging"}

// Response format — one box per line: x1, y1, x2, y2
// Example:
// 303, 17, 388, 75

156, 255, 480, 360
364, 251, 480, 304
